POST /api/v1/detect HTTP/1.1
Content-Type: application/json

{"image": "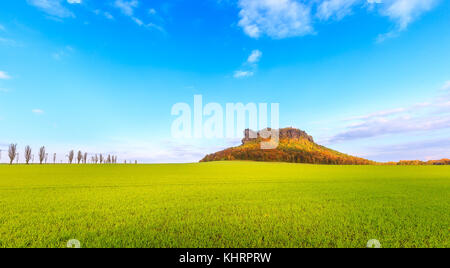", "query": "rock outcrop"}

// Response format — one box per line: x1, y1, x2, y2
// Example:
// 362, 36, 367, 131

242, 127, 314, 144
